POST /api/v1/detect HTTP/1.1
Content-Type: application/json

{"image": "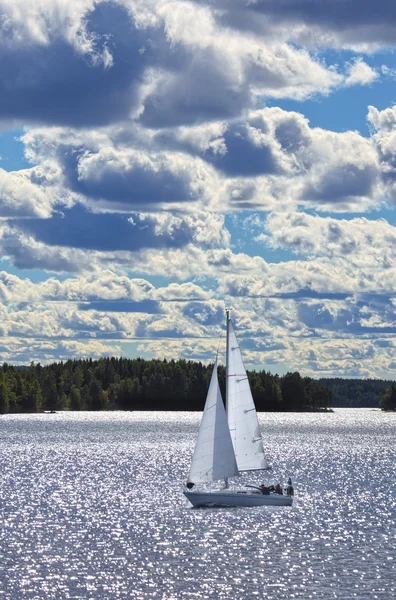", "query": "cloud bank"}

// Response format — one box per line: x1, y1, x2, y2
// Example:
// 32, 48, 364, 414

0, 0, 395, 378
